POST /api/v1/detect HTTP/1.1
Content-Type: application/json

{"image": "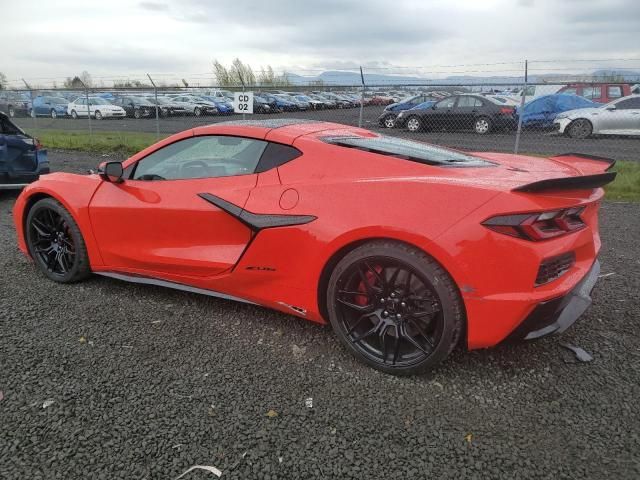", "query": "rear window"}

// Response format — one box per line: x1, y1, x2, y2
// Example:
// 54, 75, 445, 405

322, 135, 494, 167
